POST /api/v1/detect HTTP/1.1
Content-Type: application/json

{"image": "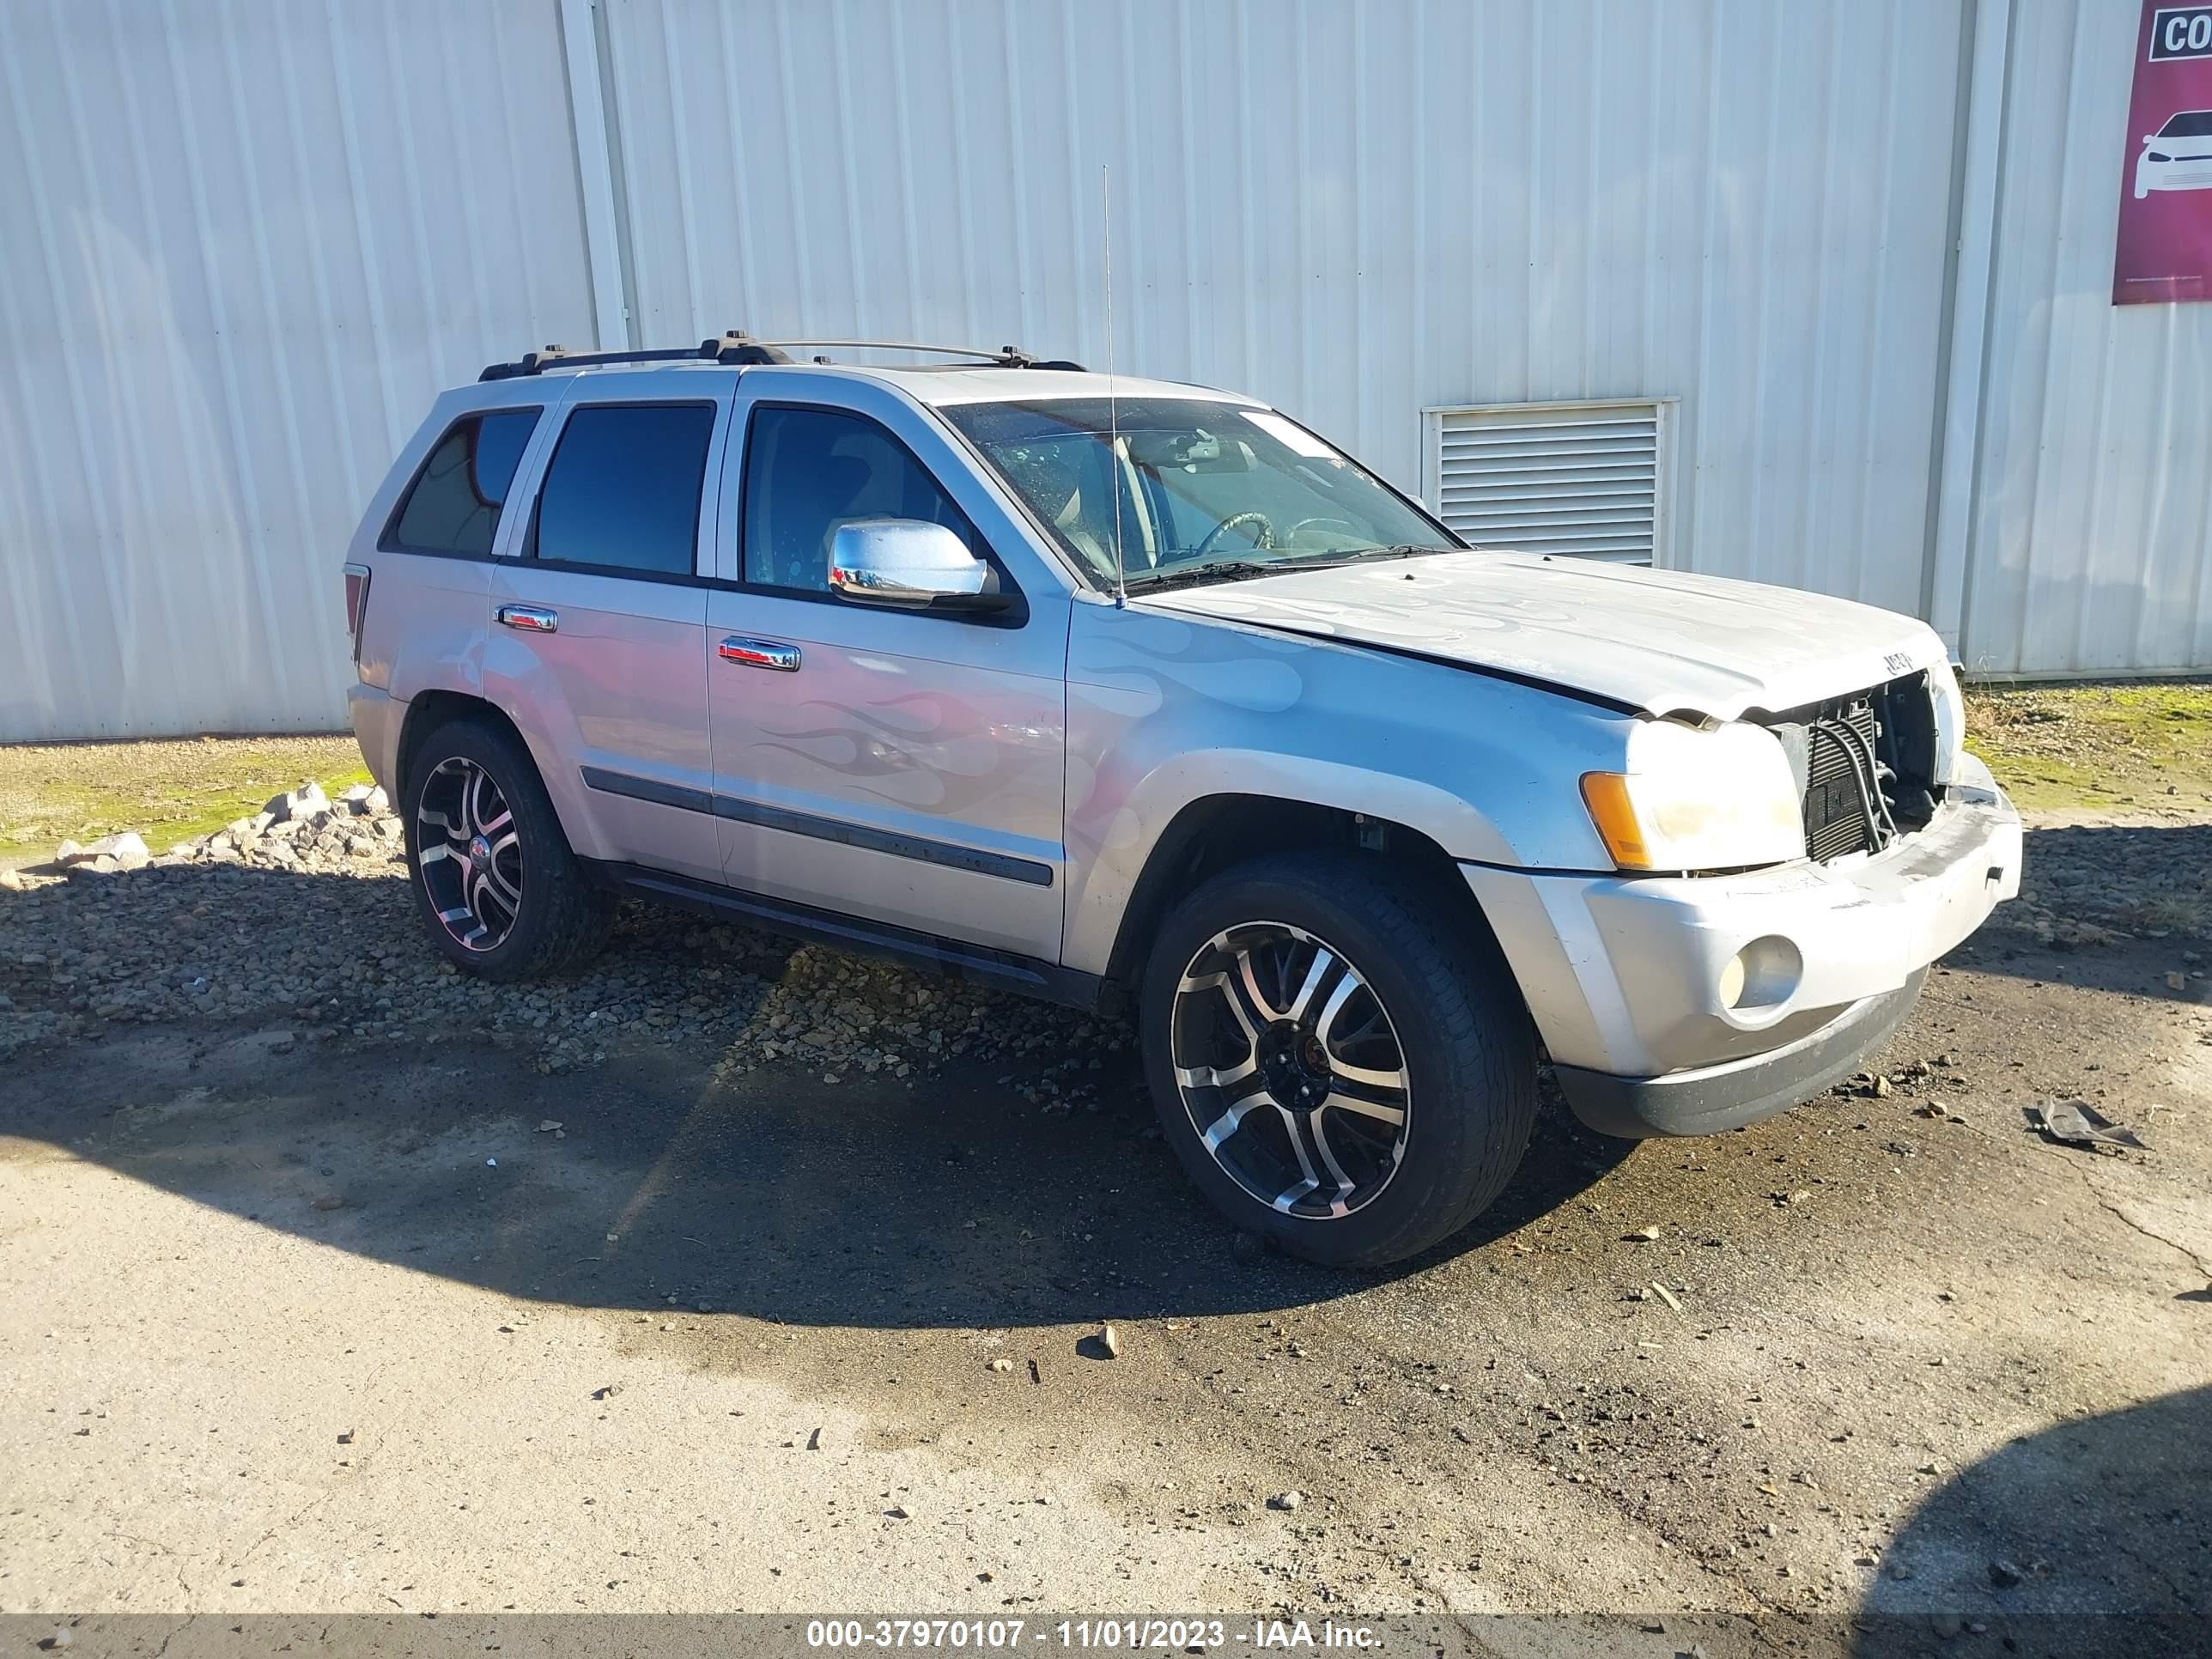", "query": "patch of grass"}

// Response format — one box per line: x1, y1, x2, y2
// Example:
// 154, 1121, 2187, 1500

0, 735, 368, 863
1966, 680, 2212, 811
2122, 893, 2211, 935
4, 680, 2207, 862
